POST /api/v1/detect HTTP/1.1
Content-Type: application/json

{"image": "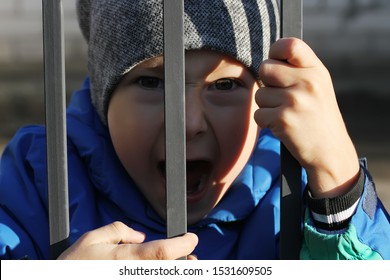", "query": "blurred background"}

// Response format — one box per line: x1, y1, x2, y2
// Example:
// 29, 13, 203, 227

0, 0, 389, 209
